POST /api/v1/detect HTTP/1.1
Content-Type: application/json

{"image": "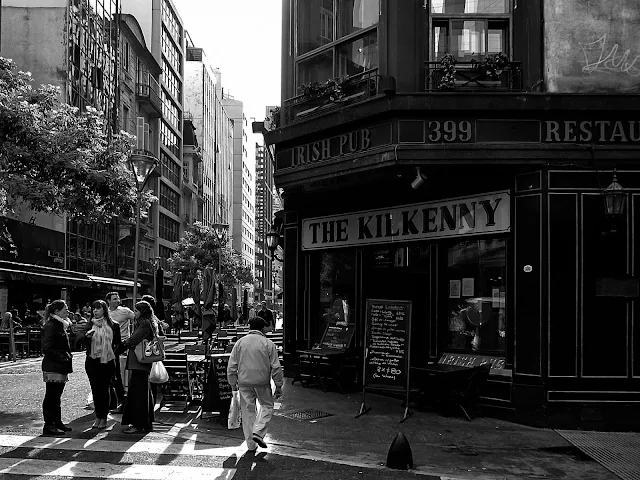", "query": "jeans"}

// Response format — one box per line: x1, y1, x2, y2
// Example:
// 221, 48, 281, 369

42, 382, 65, 426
